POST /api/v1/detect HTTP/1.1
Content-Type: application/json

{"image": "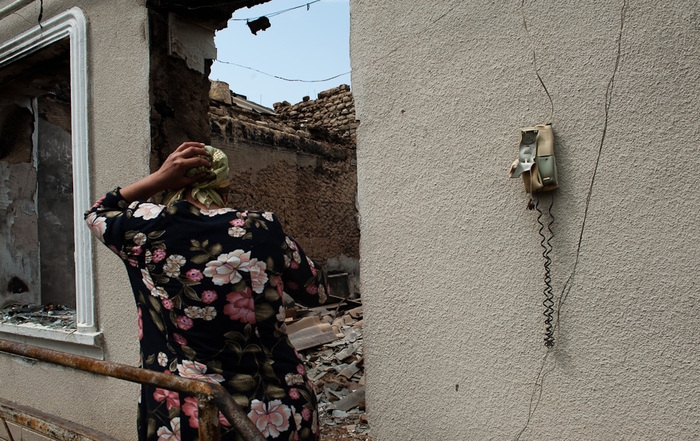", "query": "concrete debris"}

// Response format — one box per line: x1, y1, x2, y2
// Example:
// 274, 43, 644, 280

289, 298, 370, 438
286, 316, 338, 351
